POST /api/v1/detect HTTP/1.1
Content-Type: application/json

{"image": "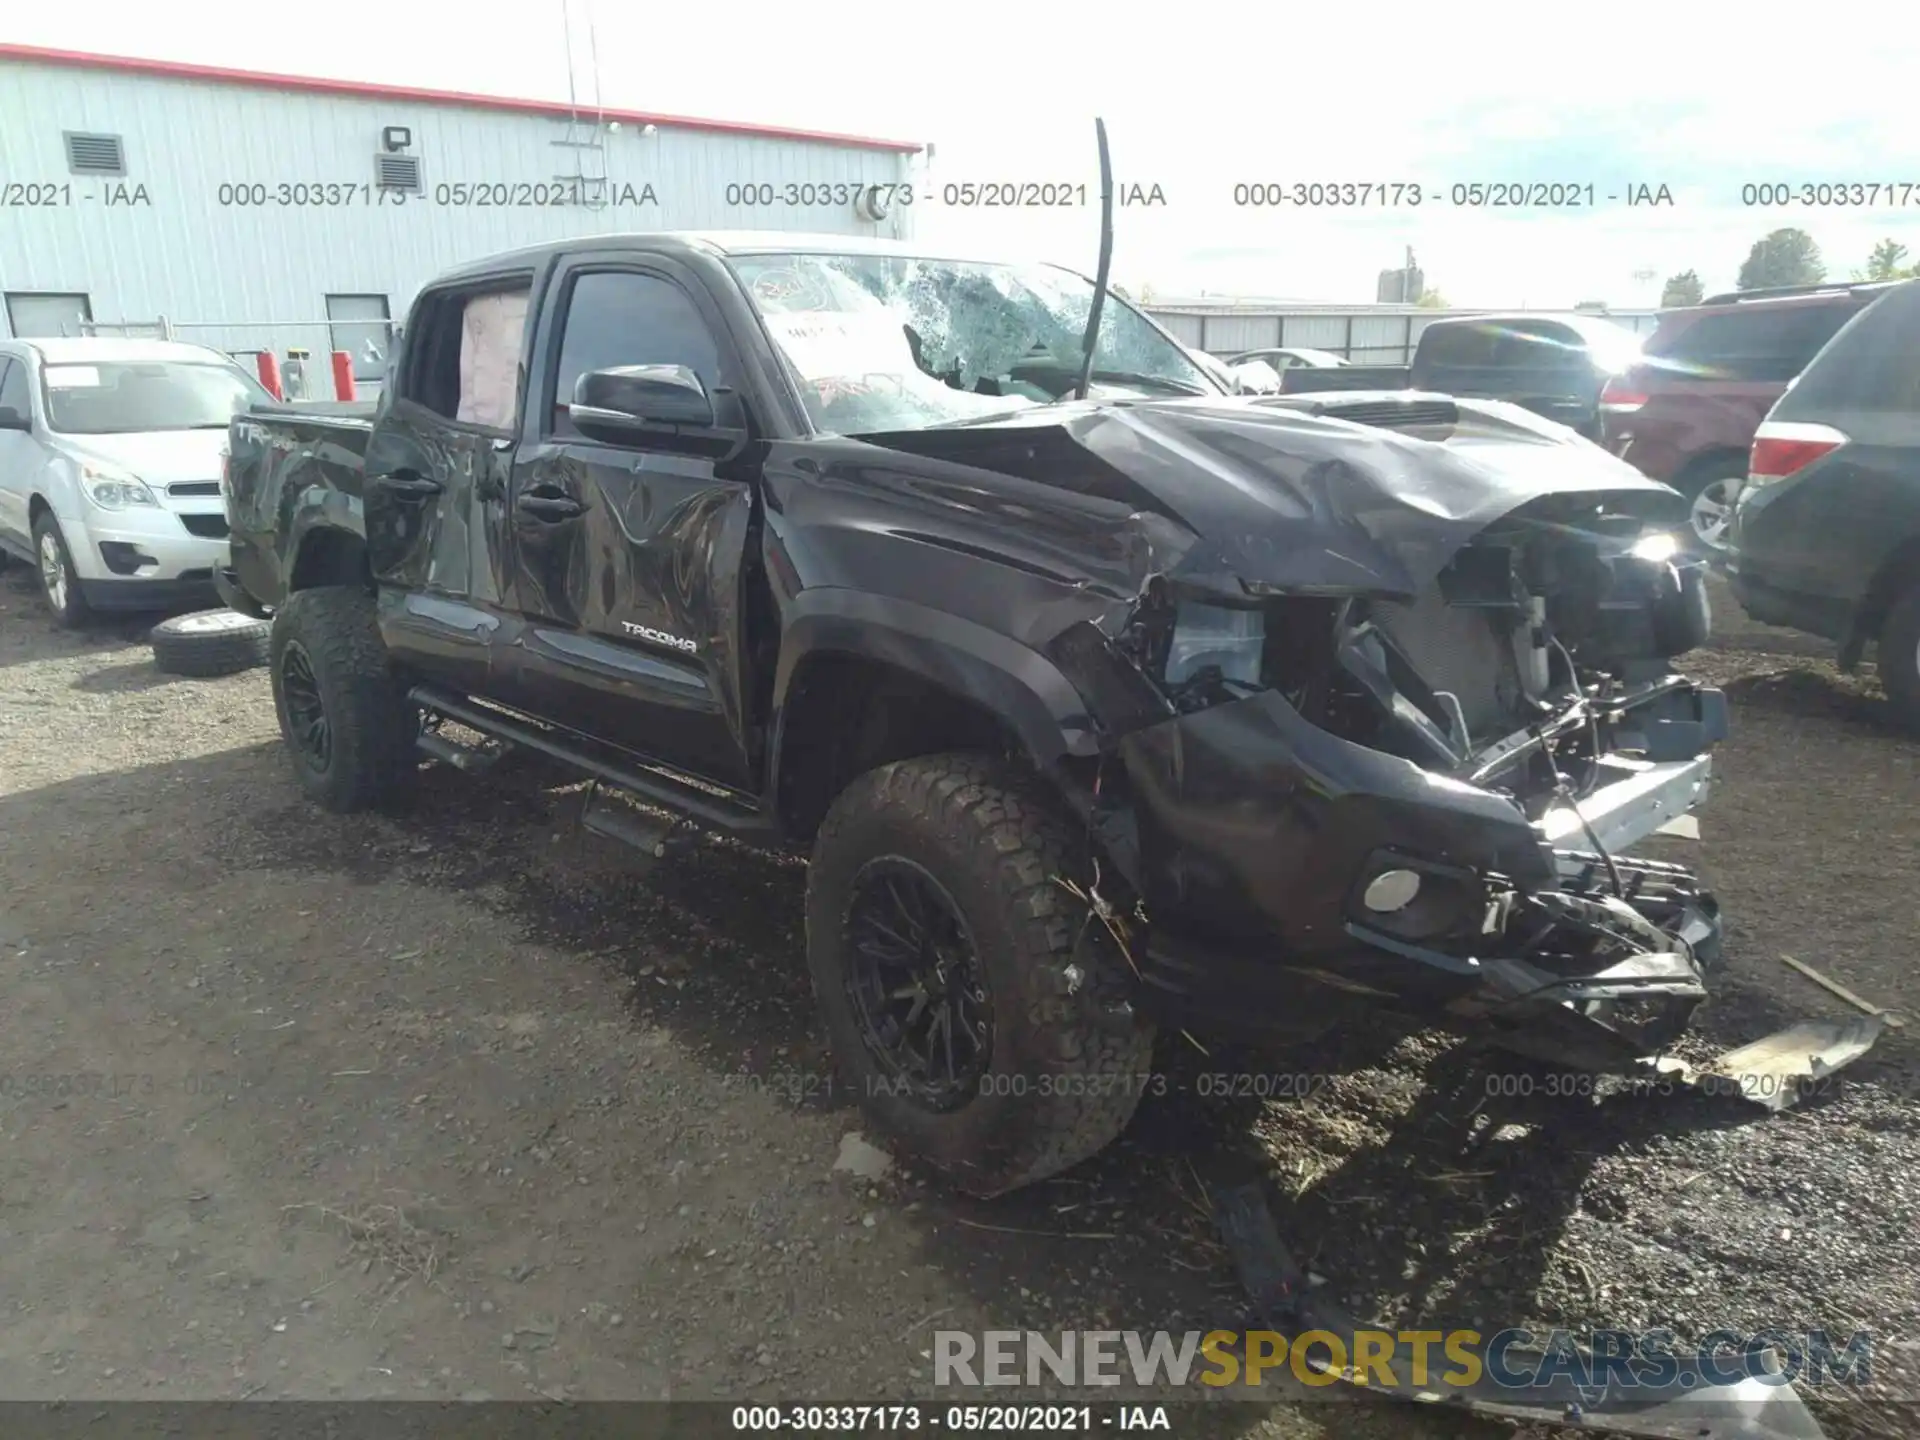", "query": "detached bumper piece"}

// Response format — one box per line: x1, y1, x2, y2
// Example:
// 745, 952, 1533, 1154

1391, 850, 1721, 1073
1212, 1181, 1829, 1440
